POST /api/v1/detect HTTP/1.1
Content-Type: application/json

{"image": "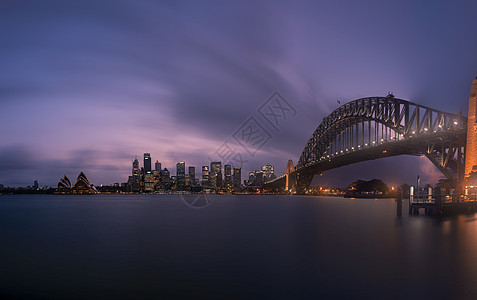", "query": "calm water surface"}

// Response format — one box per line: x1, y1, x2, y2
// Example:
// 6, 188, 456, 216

1, 194, 477, 299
